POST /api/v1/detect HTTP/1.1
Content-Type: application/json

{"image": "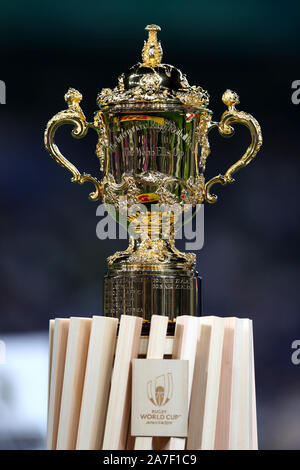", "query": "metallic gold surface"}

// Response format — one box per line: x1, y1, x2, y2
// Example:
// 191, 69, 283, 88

104, 269, 200, 320
205, 90, 263, 203
44, 88, 105, 201
142, 25, 163, 67
44, 26, 262, 320
97, 25, 209, 109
